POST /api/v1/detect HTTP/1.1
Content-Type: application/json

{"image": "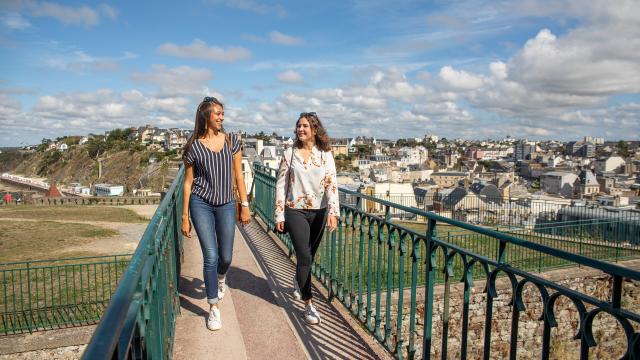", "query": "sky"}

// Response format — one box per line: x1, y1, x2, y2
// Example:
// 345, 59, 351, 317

0, 0, 639, 147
